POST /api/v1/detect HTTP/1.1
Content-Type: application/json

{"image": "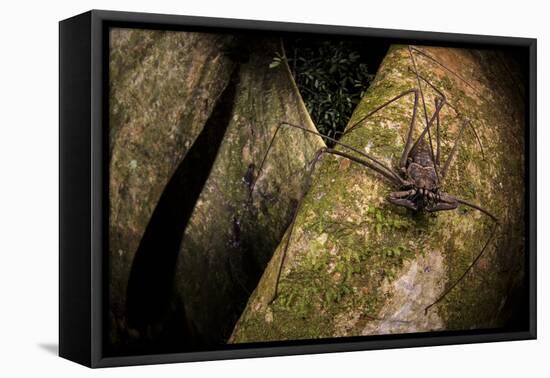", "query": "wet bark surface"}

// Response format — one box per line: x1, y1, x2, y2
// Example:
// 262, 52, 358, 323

230, 45, 526, 343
